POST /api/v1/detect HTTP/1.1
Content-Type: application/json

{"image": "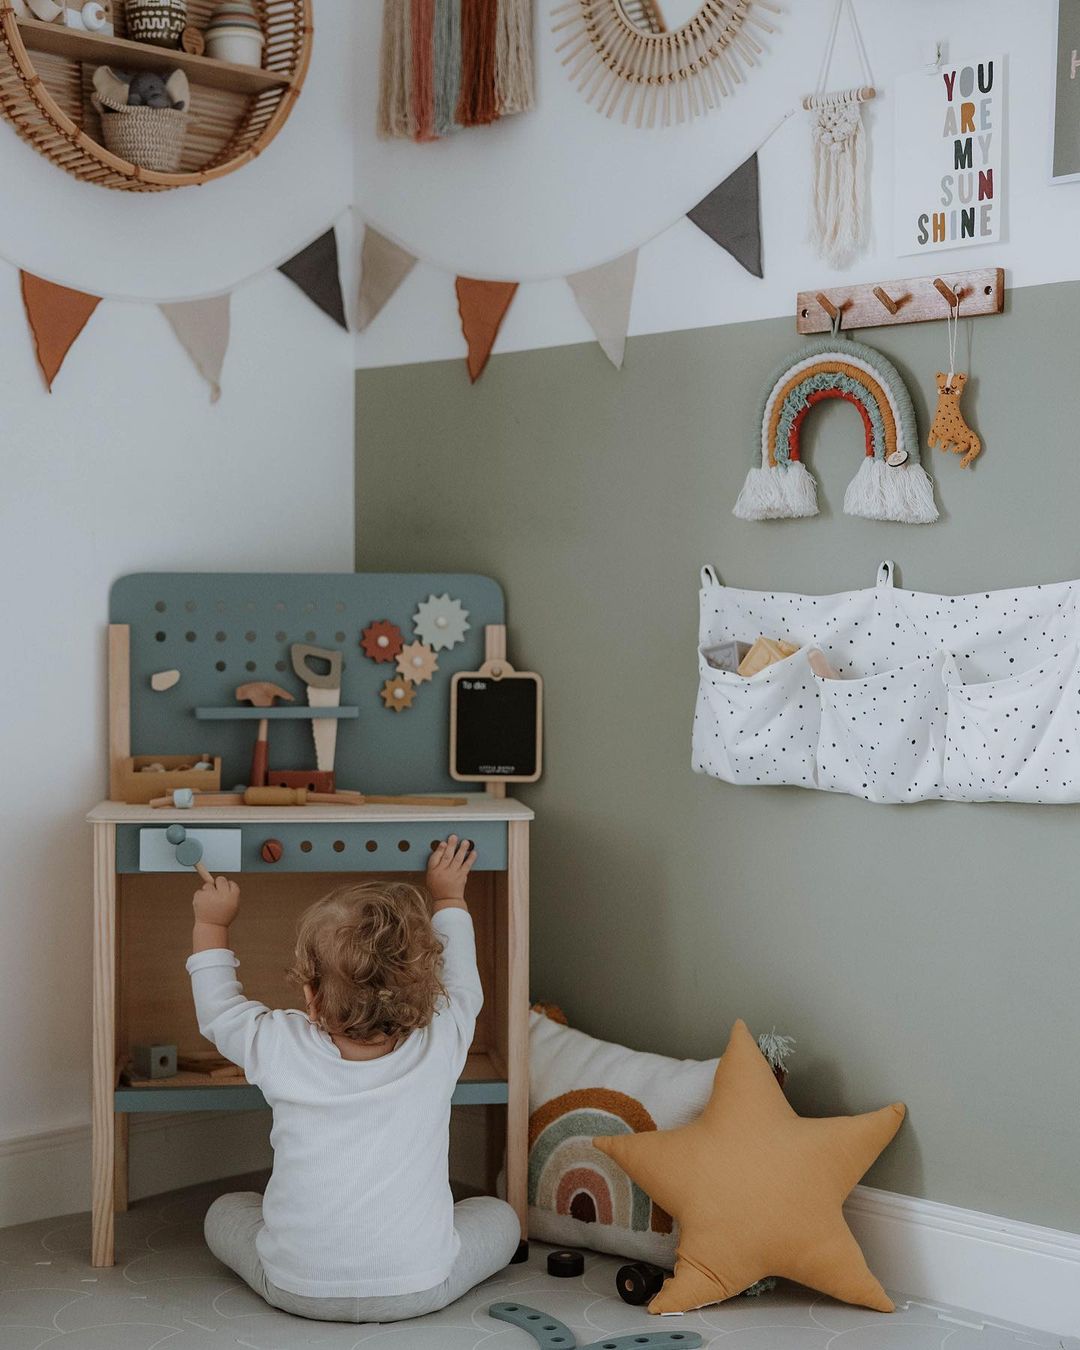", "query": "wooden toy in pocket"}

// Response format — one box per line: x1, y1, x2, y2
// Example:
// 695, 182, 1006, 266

450, 634, 542, 787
